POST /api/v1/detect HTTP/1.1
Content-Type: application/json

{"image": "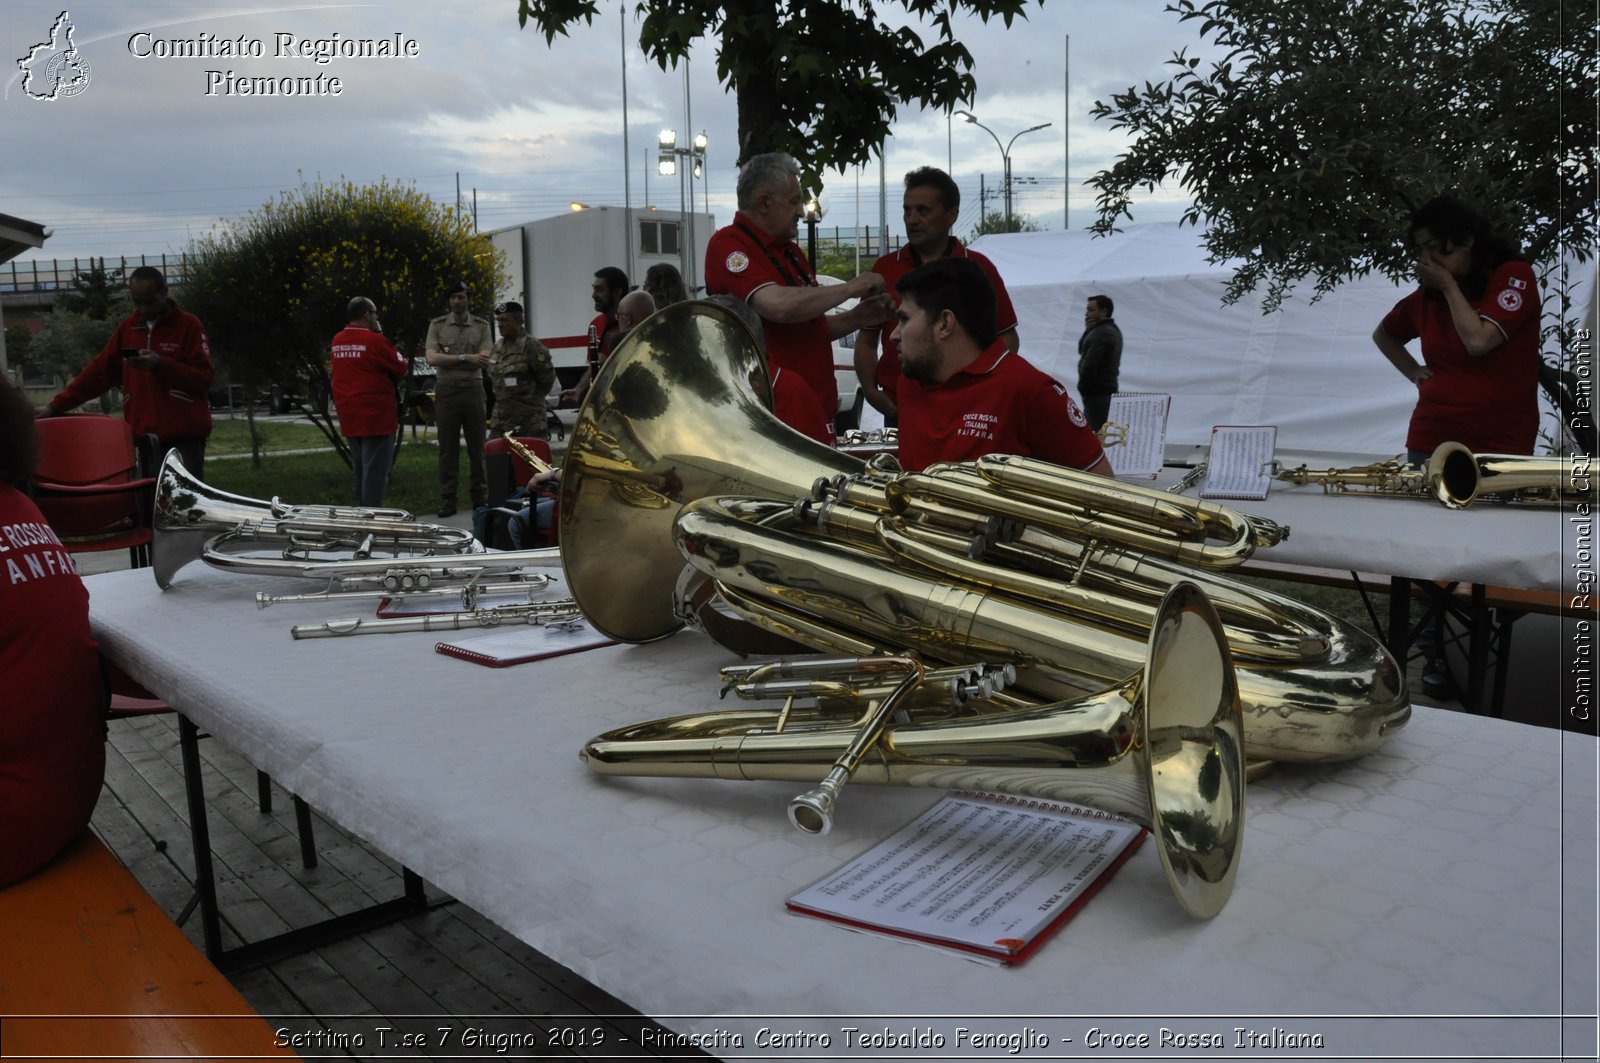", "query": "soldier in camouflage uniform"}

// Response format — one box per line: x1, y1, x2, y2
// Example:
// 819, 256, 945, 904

489, 301, 556, 438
